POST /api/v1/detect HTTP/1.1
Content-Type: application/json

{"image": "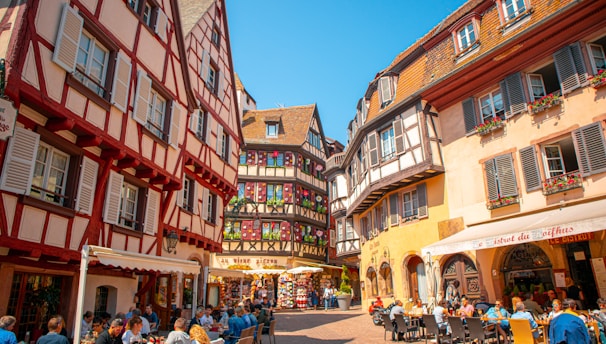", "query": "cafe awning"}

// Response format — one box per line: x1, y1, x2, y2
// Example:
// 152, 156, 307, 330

422, 200, 606, 256
242, 269, 286, 275
89, 245, 201, 274
207, 267, 246, 278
